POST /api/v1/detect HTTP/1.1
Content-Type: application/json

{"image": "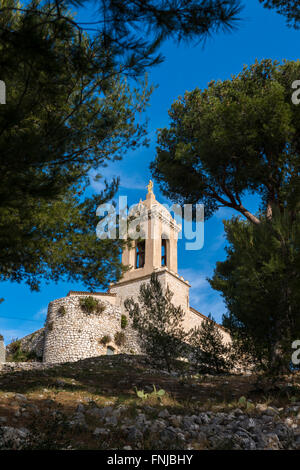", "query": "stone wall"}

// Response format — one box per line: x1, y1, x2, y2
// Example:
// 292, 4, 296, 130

2, 267, 229, 365
158, 270, 190, 315
188, 308, 231, 344
0, 337, 5, 363
110, 268, 230, 340
67, 291, 117, 305
110, 267, 190, 316
5, 328, 45, 360
0, 362, 56, 373
43, 295, 141, 363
